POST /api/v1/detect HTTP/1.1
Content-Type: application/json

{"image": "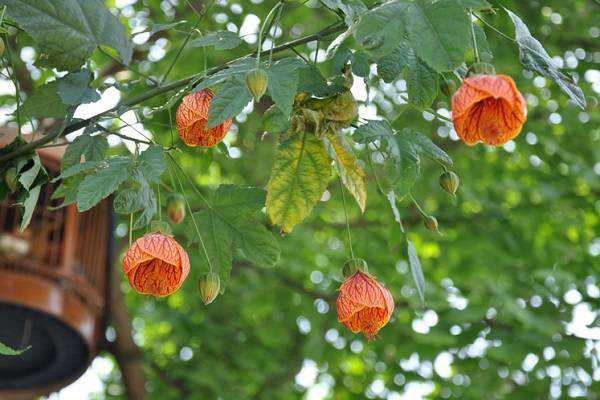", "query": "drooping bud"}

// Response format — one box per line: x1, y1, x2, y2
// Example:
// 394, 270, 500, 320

342, 258, 368, 278
166, 193, 186, 224
198, 272, 221, 305
245, 68, 269, 102
424, 215, 439, 234
439, 171, 460, 197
